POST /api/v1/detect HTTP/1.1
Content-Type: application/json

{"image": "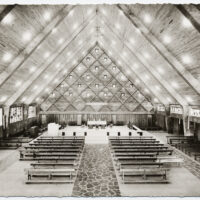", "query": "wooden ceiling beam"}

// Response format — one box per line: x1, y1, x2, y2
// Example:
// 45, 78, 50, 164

176, 5, 200, 34
118, 4, 200, 97
5, 12, 96, 107
99, 33, 168, 105
28, 37, 95, 104
100, 13, 186, 106
0, 5, 74, 87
